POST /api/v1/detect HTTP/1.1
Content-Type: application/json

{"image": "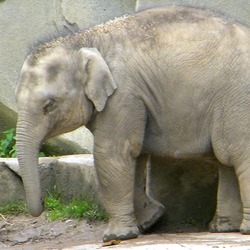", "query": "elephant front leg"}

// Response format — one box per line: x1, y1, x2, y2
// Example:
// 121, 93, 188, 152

94, 150, 139, 242
92, 98, 147, 241
134, 154, 166, 231
209, 165, 242, 232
